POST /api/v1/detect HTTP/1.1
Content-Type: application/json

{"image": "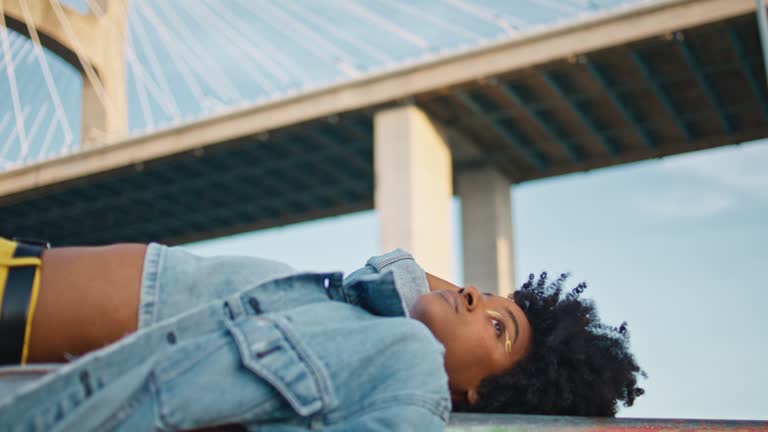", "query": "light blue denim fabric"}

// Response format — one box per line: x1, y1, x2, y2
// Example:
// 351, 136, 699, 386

342, 247, 431, 317
0, 246, 449, 431
137, 244, 299, 328
138, 244, 430, 327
